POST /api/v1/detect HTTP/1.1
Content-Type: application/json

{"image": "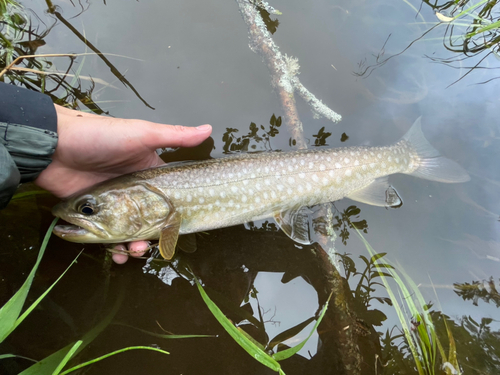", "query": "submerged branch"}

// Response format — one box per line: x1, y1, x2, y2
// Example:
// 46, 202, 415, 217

235, 0, 341, 149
